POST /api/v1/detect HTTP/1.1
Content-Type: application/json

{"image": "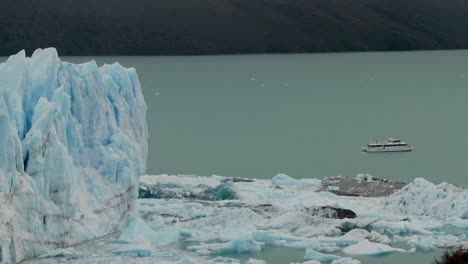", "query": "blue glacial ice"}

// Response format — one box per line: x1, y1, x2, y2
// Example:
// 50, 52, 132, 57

0, 48, 147, 263
303, 248, 340, 262
113, 243, 153, 257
